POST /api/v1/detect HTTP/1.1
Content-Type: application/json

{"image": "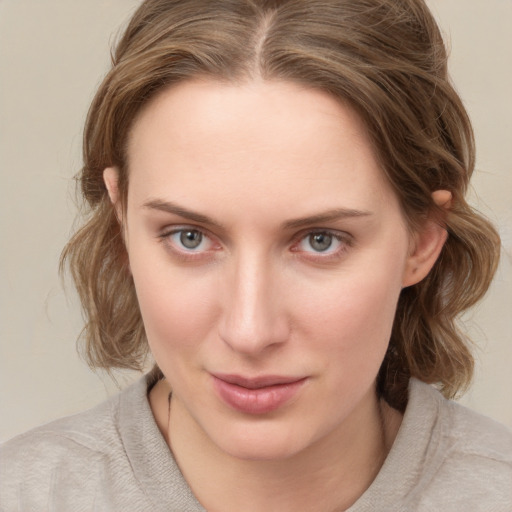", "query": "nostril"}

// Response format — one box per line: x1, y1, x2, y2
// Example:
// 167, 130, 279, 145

218, 308, 290, 355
